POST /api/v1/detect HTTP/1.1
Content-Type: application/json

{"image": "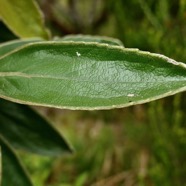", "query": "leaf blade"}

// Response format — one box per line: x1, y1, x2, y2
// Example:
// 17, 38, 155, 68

0, 0, 50, 39
0, 99, 72, 156
0, 42, 186, 110
0, 135, 33, 186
